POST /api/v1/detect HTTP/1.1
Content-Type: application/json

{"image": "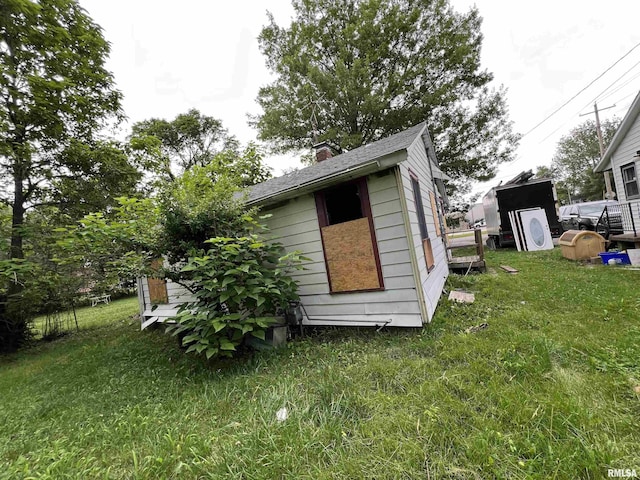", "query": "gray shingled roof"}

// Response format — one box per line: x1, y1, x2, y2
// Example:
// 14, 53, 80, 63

246, 122, 427, 204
